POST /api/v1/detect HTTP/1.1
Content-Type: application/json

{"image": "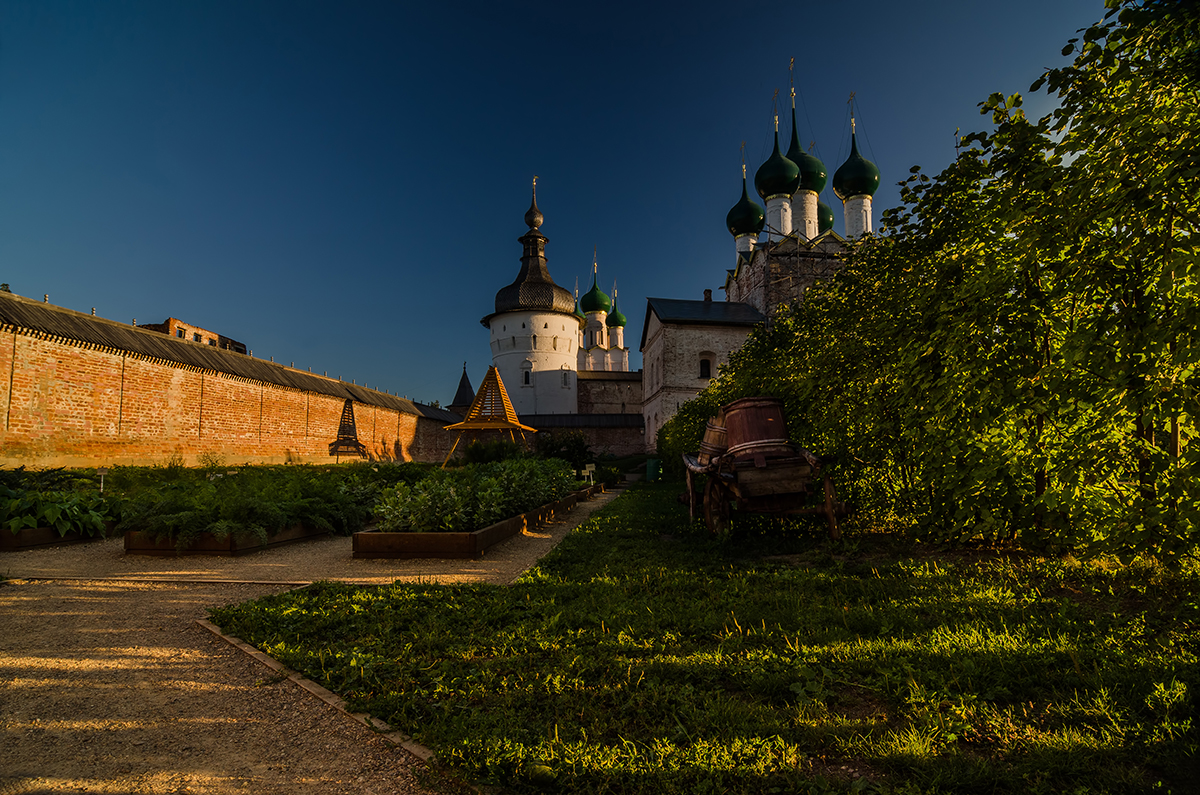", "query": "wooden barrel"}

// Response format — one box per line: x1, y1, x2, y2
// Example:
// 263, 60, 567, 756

697, 419, 728, 465
723, 396, 793, 463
